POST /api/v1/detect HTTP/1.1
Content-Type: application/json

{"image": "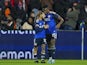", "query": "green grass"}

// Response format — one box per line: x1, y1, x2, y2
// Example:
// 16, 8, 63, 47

0, 60, 87, 65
